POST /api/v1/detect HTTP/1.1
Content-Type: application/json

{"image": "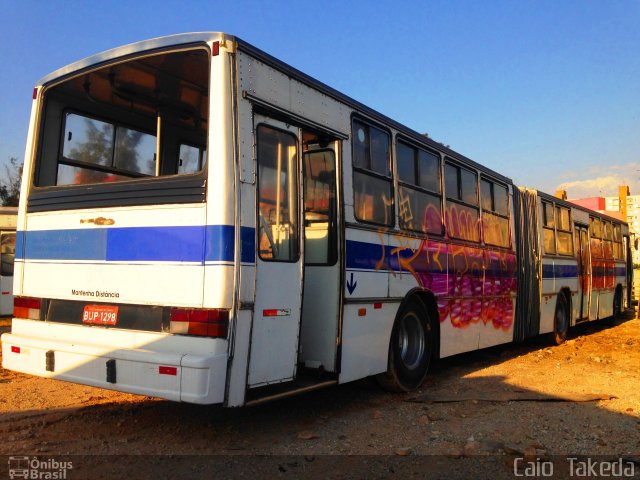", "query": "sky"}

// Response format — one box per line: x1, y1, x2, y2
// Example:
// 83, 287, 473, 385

0, 0, 638, 199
